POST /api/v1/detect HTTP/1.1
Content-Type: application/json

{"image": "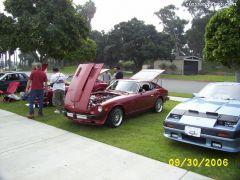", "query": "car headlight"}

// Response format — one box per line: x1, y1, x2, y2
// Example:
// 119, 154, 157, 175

168, 113, 182, 120
97, 105, 103, 112
216, 120, 237, 128
216, 115, 238, 128
167, 109, 185, 120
